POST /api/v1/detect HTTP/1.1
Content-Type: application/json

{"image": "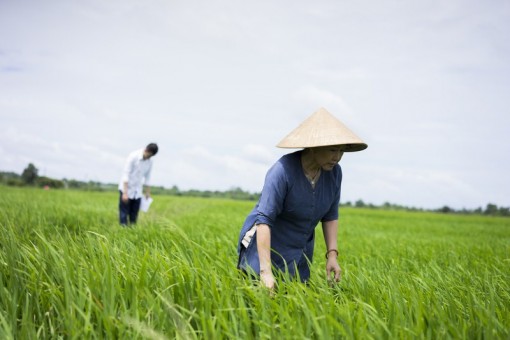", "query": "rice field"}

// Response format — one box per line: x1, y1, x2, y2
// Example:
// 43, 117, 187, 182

0, 185, 509, 339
